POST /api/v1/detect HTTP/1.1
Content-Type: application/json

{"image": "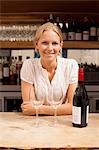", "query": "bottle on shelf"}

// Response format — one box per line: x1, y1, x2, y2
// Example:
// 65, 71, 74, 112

72, 66, 89, 128
68, 19, 75, 40
81, 17, 90, 41
61, 21, 68, 41
54, 16, 62, 29
75, 20, 82, 41
89, 18, 97, 41
97, 23, 99, 41
47, 13, 54, 23
16, 56, 23, 85
3, 56, 10, 85
0, 56, 3, 84
12, 100, 18, 112
10, 56, 17, 85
